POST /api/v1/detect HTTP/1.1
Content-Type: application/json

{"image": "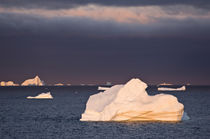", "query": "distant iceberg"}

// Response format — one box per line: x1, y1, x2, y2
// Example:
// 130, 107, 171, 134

158, 86, 186, 91
106, 82, 112, 86
81, 78, 185, 122
54, 83, 64, 86
27, 92, 53, 99
158, 82, 173, 86
0, 81, 19, 86
98, 86, 110, 91
22, 76, 44, 86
